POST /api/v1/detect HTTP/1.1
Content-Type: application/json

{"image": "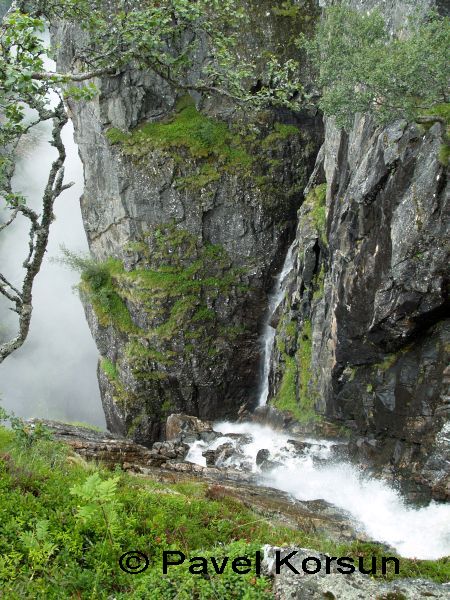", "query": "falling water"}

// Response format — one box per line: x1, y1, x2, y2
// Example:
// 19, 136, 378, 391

258, 241, 295, 406
185, 242, 450, 561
